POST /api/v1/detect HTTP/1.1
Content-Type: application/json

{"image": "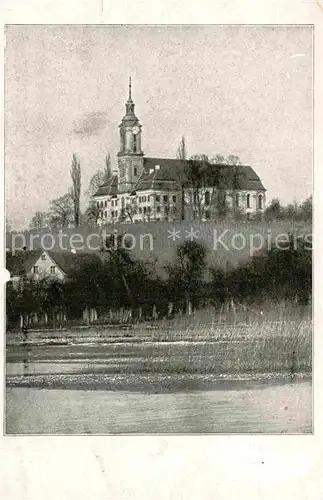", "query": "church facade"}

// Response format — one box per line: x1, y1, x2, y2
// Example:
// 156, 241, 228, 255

93, 79, 266, 224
